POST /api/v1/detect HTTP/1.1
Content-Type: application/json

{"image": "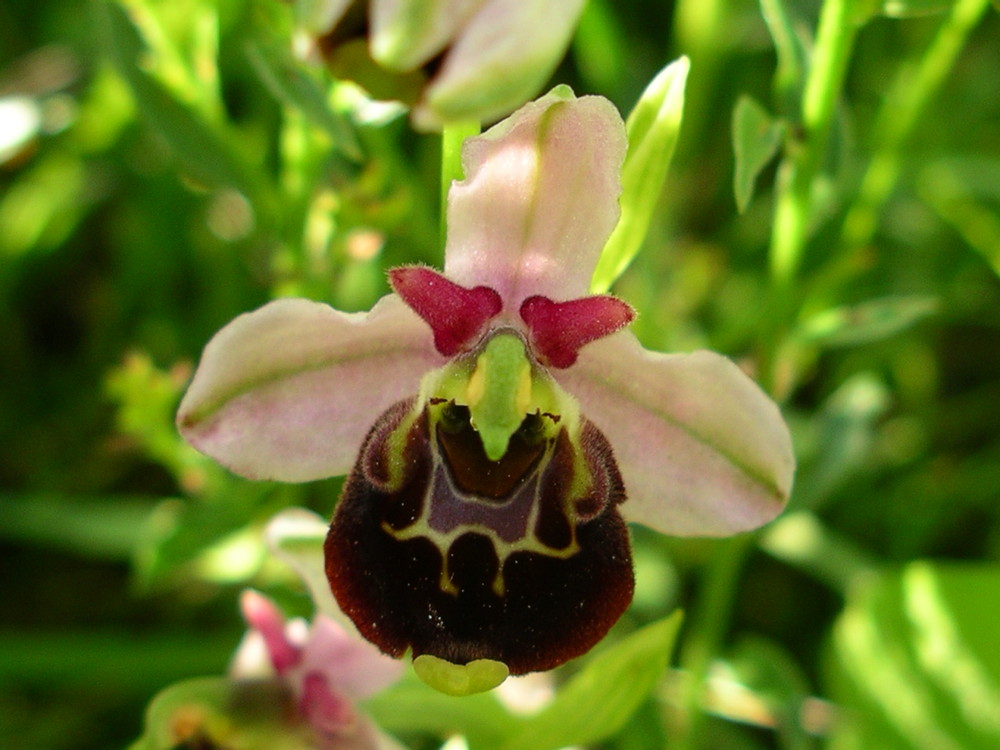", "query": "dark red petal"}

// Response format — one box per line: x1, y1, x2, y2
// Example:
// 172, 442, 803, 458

389, 266, 502, 356
519, 294, 635, 368
324, 403, 634, 675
